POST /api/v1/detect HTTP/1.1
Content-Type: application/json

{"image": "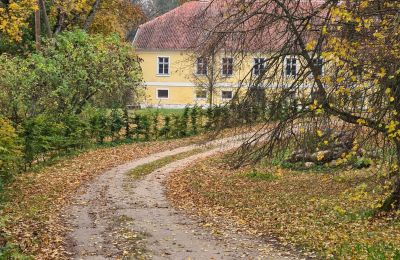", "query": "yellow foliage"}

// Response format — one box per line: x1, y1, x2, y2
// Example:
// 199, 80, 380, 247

0, 0, 37, 41
89, 0, 144, 37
